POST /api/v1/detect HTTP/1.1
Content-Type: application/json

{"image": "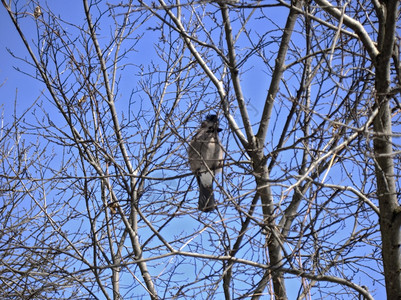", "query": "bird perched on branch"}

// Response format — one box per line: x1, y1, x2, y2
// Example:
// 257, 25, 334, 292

34, 6, 42, 19
188, 115, 224, 212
